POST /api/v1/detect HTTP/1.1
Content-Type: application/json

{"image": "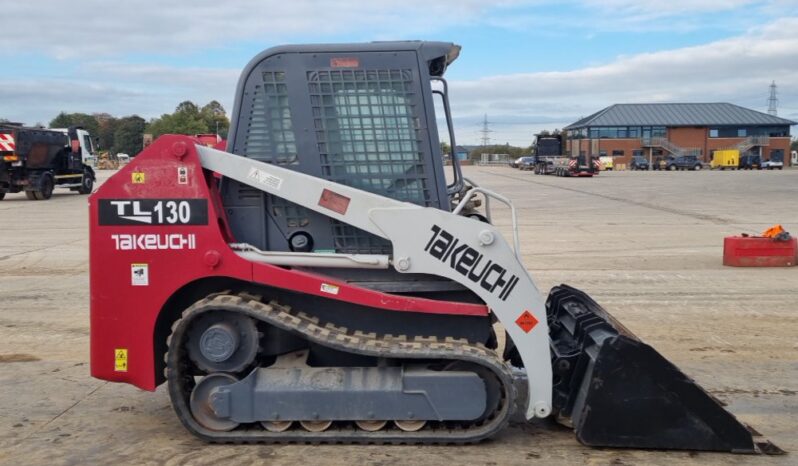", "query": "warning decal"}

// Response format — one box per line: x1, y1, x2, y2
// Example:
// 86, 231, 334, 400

114, 348, 128, 372
177, 166, 188, 185
318, 189, 350, 215
320, 283, 340, 295
0, 133, 15, 151
131, 263, 149, 286
247, 167, 283, 190
330, 57, 359, 68
515, 310, 539, 333
131, 171, 145, 184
